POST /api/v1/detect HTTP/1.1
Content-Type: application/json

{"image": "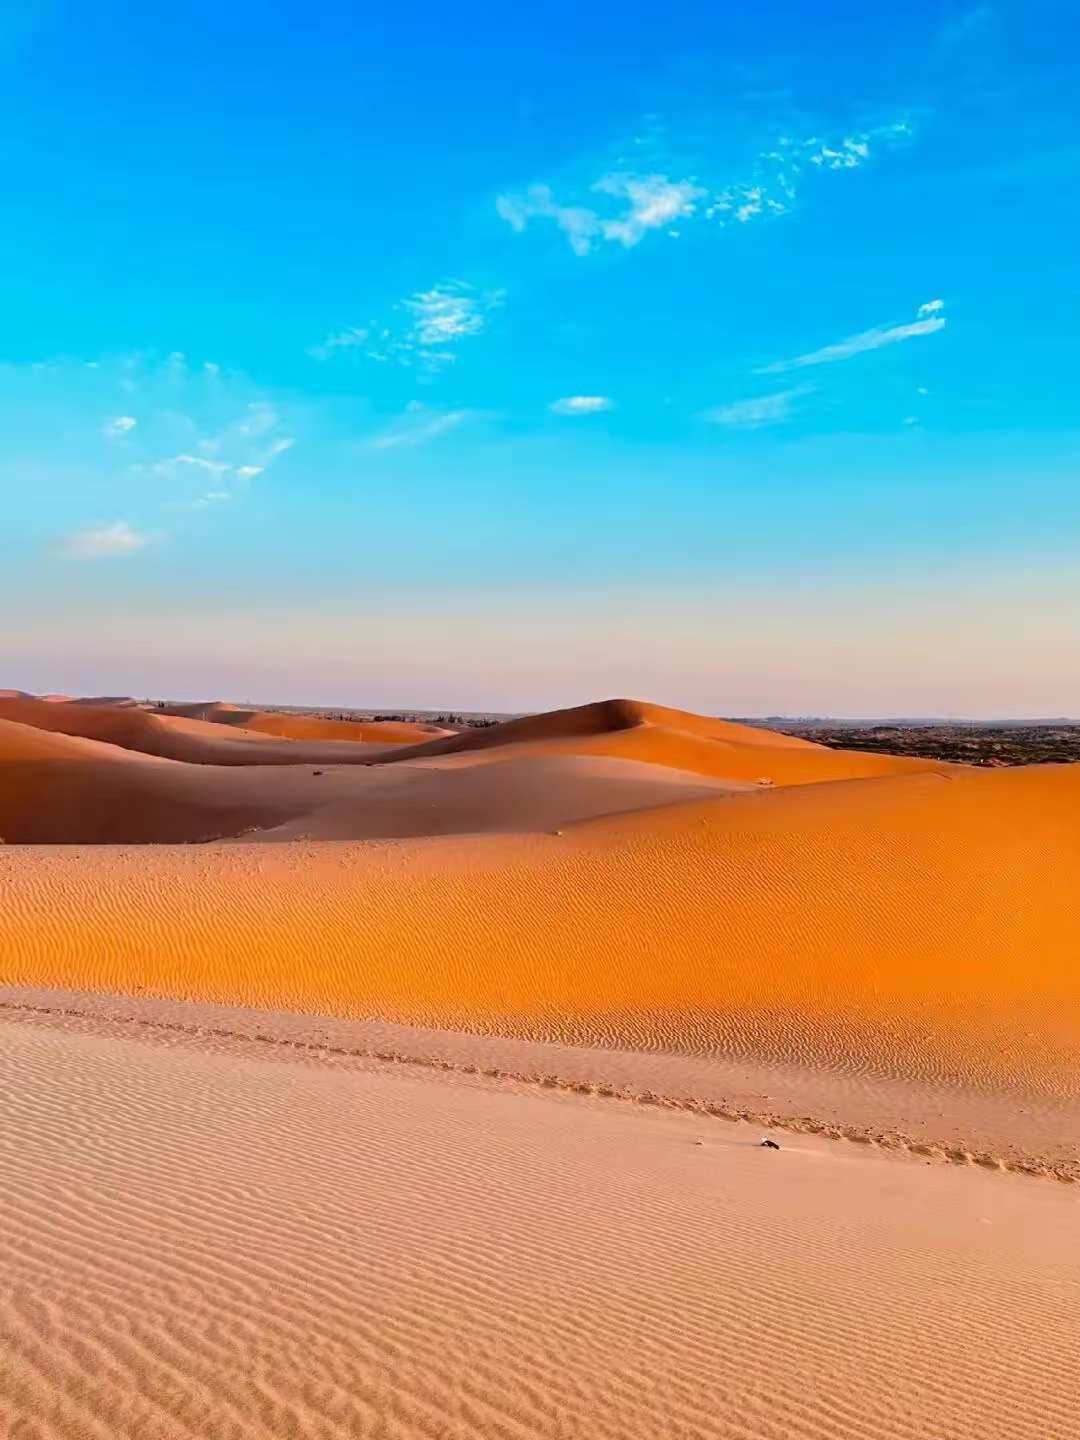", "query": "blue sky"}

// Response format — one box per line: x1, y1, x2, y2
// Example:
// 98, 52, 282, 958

2, 0, 1078, 714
